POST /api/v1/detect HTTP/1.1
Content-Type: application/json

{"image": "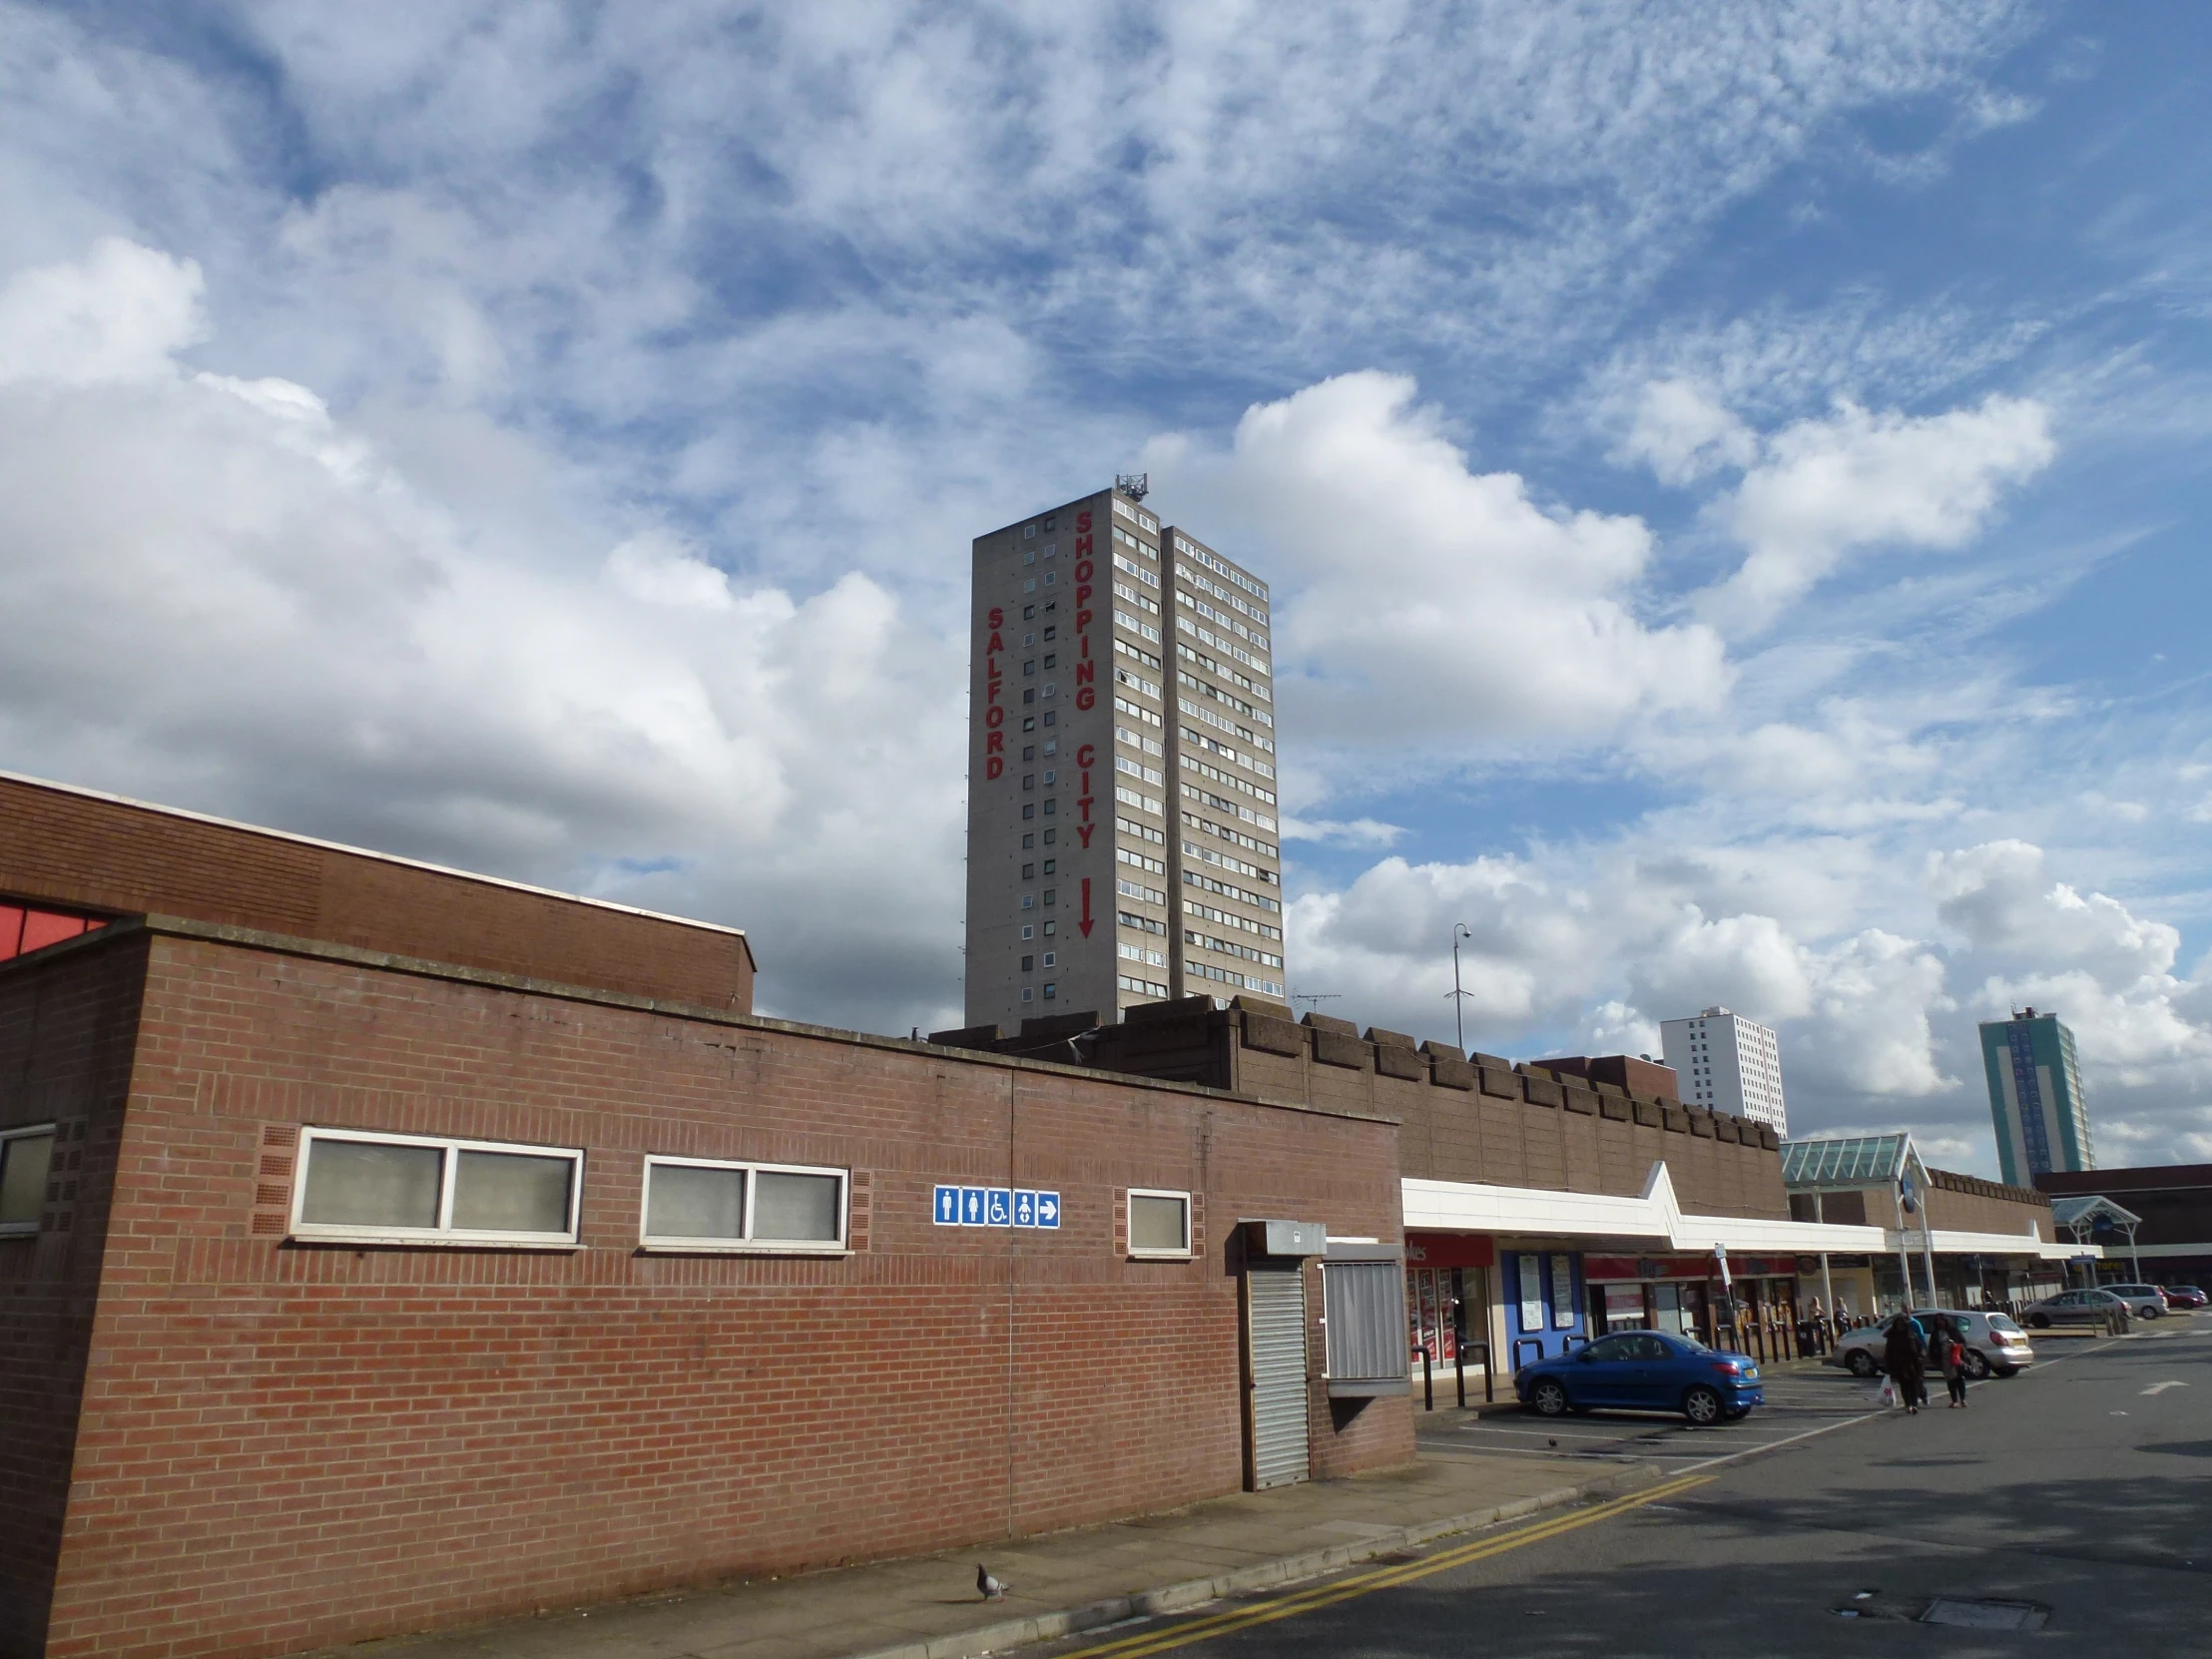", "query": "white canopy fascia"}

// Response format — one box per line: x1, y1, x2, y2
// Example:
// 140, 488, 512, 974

1402, 1163, 1884, 1257
1894, 1227, 2098, 1263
